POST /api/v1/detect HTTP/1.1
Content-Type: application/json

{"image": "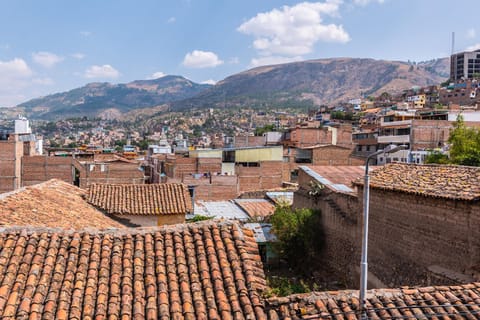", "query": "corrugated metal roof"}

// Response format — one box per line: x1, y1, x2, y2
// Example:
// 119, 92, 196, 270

194, 200, 250, 221
243, 223, 277, 243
